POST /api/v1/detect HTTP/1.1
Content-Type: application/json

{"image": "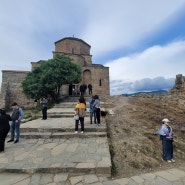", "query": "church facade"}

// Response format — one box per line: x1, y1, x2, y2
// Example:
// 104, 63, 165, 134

0, 37, 110, 108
